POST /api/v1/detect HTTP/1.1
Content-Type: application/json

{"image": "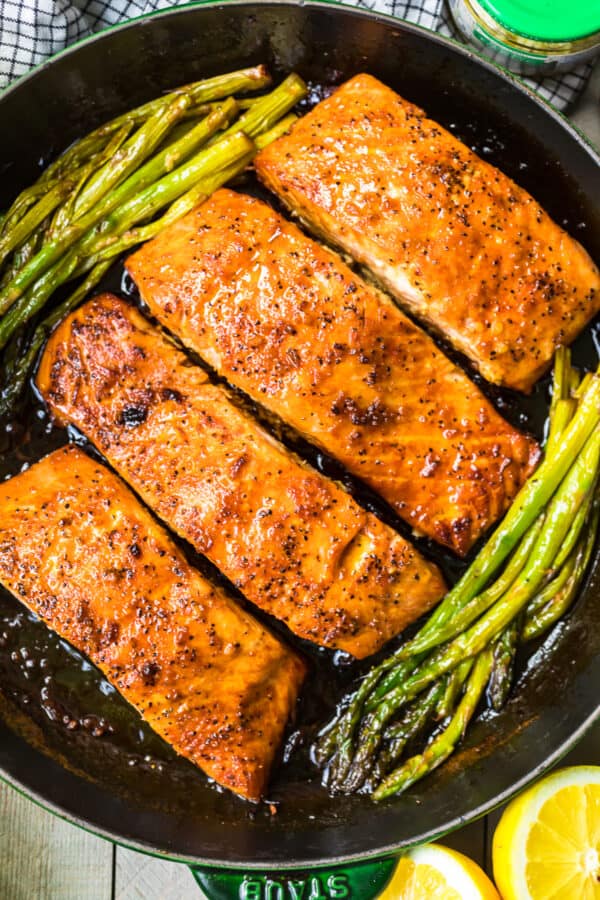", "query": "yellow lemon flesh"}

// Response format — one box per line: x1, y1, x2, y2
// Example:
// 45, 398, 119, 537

493, 765, 600, 899
379, 843, 500, 899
